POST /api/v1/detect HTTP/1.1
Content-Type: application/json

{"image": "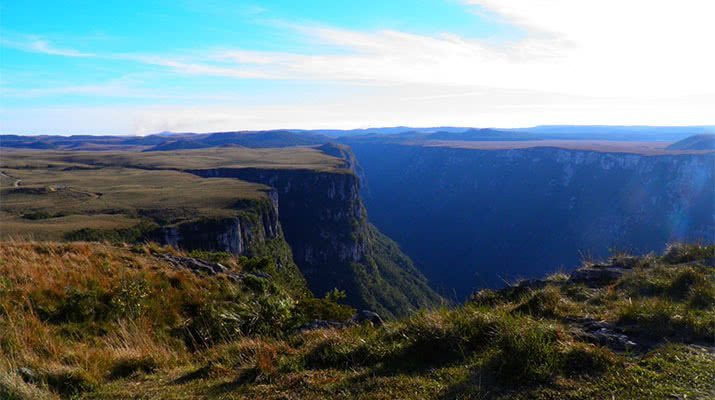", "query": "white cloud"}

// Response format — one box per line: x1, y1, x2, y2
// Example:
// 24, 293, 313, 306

152, 0, 715, 100
3, 1, 714, 132
0, 35, 94, 57
26, 39, 93, 57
